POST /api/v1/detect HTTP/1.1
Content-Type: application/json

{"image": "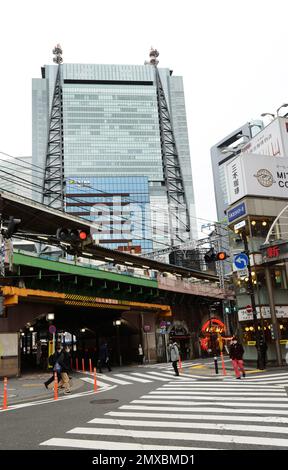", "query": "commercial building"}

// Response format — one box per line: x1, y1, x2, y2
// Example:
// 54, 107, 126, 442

210, 121, 263, 222
225, 143, 288, 364
32, 50, 196, 252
